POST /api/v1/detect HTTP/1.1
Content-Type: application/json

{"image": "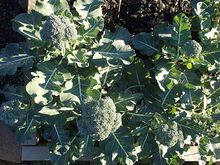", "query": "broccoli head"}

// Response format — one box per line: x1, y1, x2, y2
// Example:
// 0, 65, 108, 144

182, 40, 202, 57
156, 121, 184, 147
77, 97, 122, 141
40, 14, 77, 49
